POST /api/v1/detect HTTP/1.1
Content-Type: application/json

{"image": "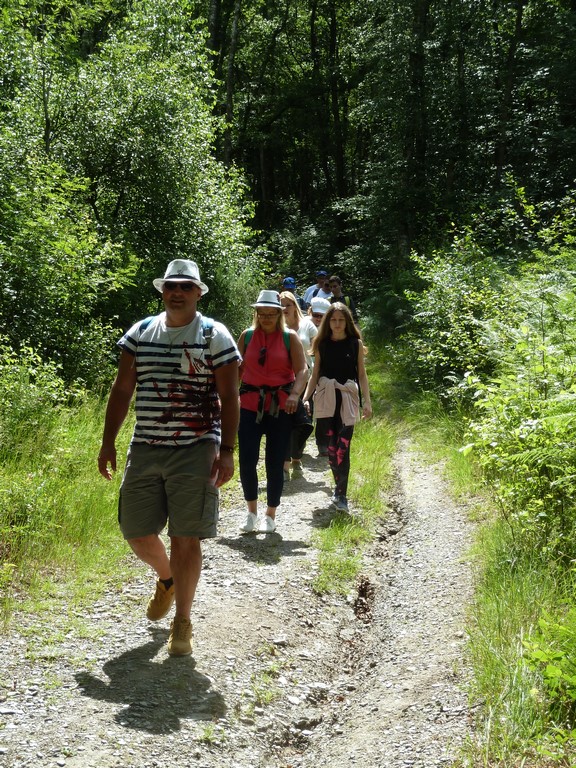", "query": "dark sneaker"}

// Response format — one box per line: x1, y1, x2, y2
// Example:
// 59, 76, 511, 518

334, 496, 349, 513
291, 462, 303, 477
168, 615, 193, 656
146, 579, 175, 621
